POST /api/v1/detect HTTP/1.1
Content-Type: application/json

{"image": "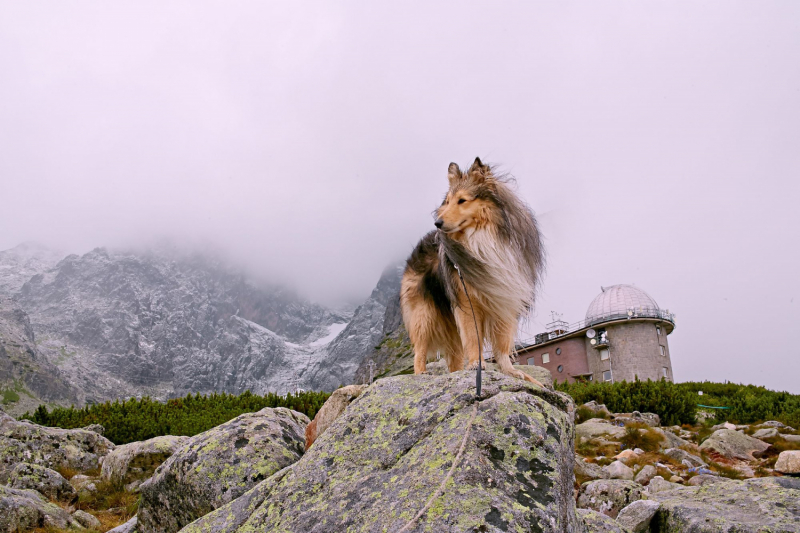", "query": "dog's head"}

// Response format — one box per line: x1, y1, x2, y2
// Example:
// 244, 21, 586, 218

435, 157, 498, 234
